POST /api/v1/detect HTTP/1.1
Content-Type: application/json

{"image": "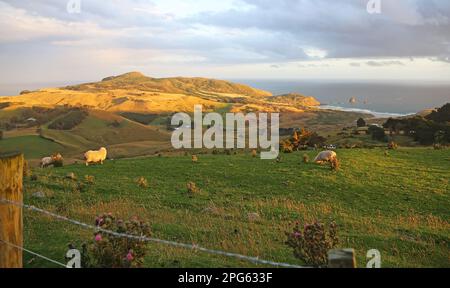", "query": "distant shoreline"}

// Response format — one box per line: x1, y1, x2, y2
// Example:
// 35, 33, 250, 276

317, 104, 414, 119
